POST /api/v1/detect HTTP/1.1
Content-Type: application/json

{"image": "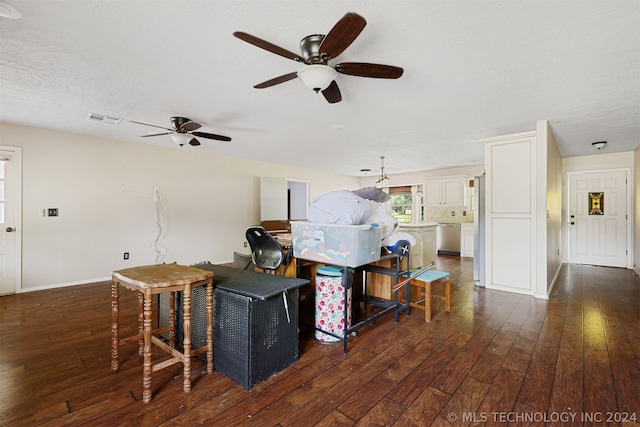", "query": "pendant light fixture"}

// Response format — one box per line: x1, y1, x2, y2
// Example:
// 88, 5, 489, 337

376, 156, 390, 188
